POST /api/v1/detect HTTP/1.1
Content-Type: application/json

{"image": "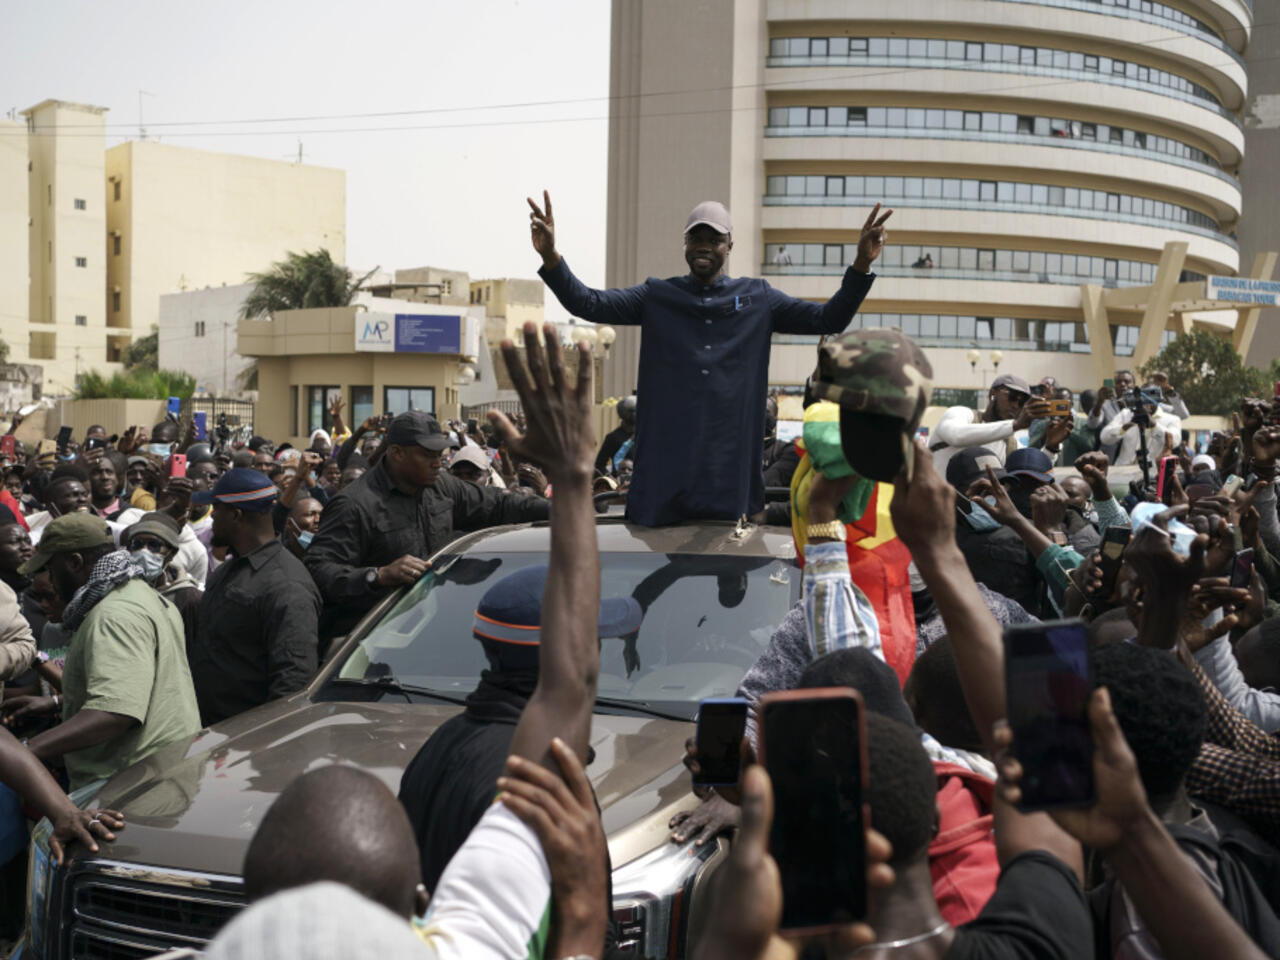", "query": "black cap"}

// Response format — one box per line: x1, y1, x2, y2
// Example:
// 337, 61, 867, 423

386, 411, 451, 452
946, 446, 1007, 491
